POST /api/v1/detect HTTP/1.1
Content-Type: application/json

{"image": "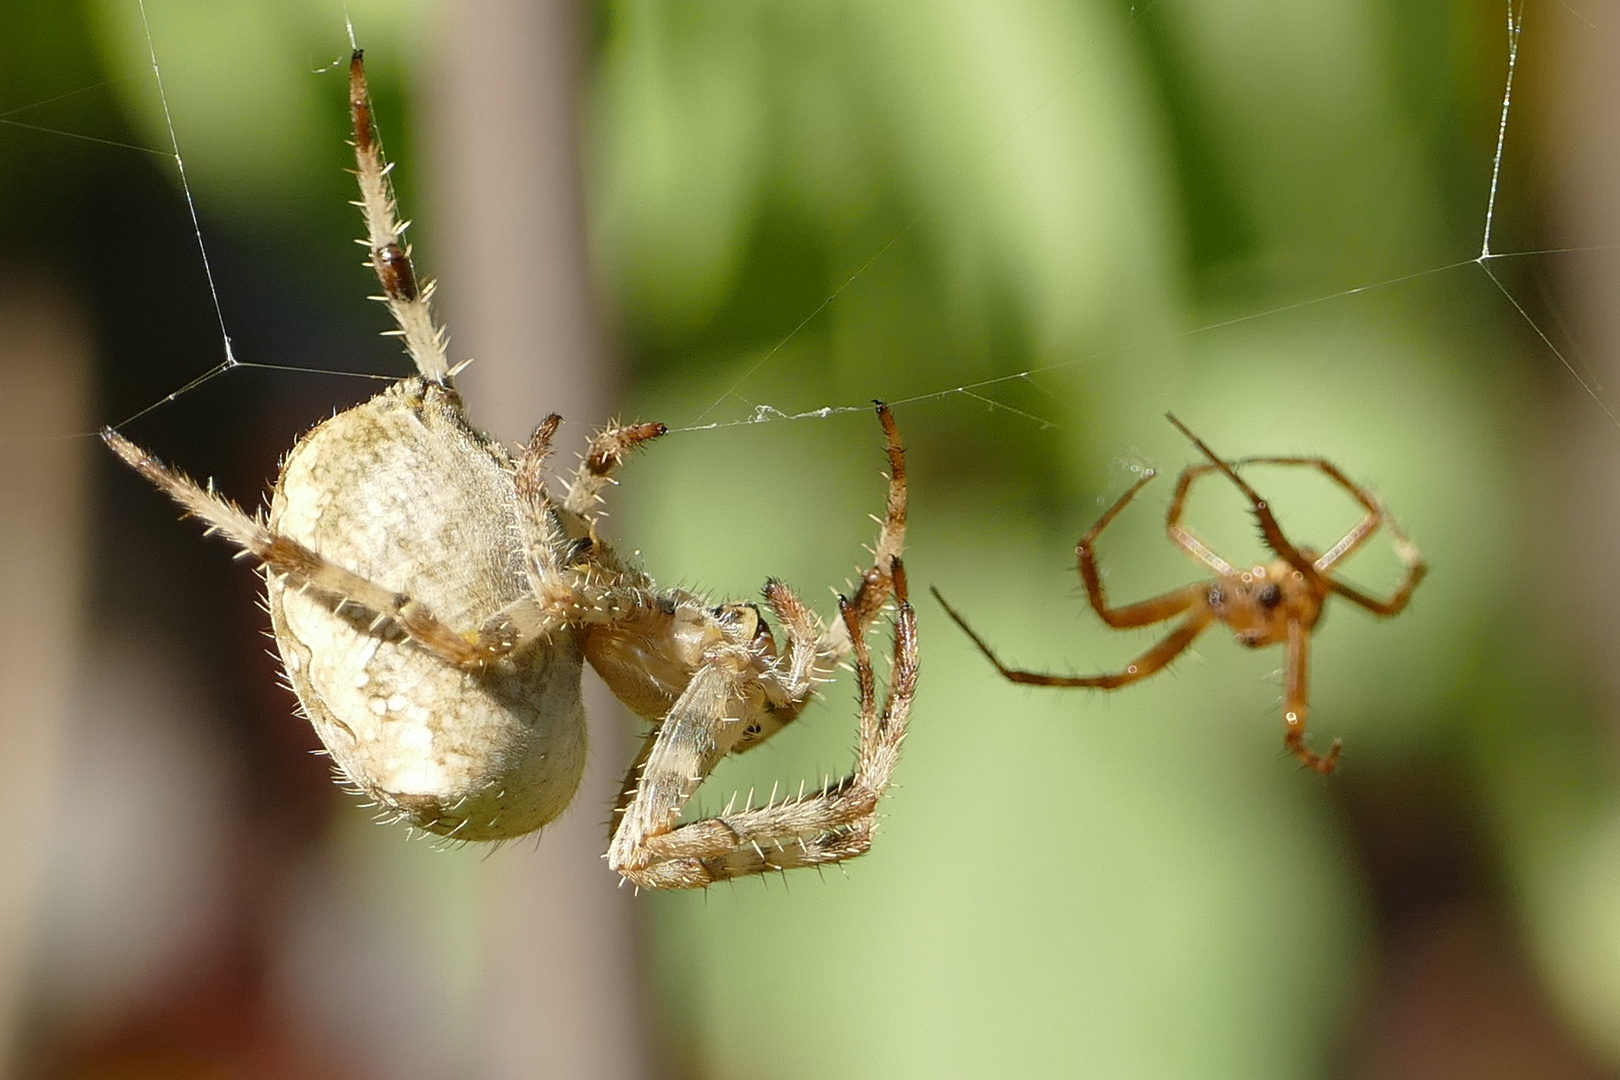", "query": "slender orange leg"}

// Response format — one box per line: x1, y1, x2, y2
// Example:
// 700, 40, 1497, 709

1218, 452, 1426, 613
1326, 540, 1427, 616
1163, 462, 1240, 577
1078, 470, 1214, 628
1325, 498, 1426, 616
932, 587, 1213, 688
1165, 415, 1321, 583
1236, 456, 1383, 570
1282, 617, 1340, 773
